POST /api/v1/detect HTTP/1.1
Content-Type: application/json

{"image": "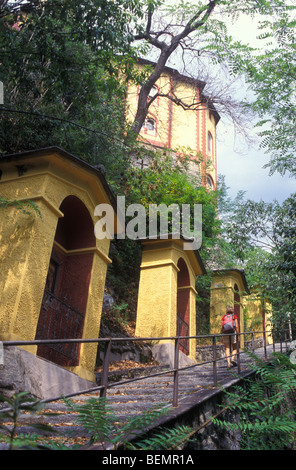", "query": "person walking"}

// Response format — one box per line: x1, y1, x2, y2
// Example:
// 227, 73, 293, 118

221, 306, 239, 369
